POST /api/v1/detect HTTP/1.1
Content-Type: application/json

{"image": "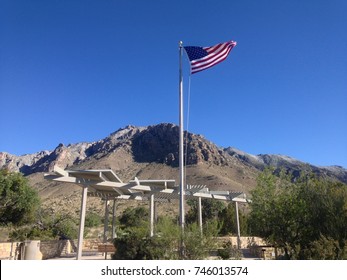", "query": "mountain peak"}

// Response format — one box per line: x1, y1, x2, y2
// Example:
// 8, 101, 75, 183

109, 124, 145, 139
